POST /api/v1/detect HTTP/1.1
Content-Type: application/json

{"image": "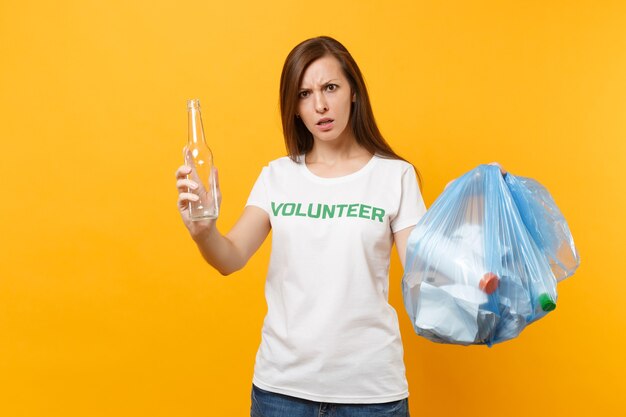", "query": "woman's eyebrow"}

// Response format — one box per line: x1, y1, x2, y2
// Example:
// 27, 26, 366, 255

299, 79, 340, 89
